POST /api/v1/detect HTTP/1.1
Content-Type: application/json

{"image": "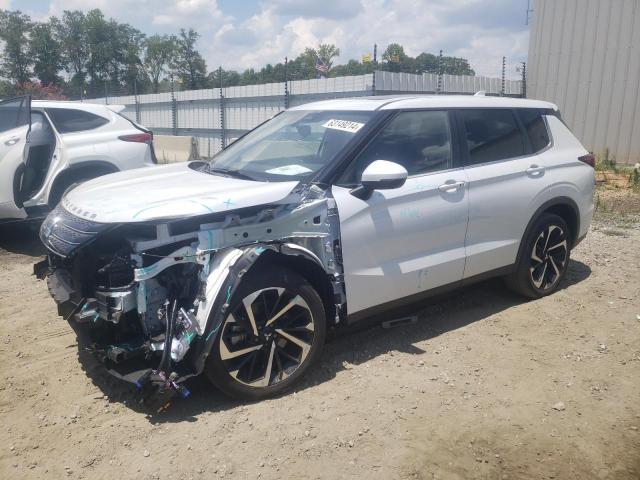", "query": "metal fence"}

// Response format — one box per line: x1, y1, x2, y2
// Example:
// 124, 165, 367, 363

83, 71, 524, 158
